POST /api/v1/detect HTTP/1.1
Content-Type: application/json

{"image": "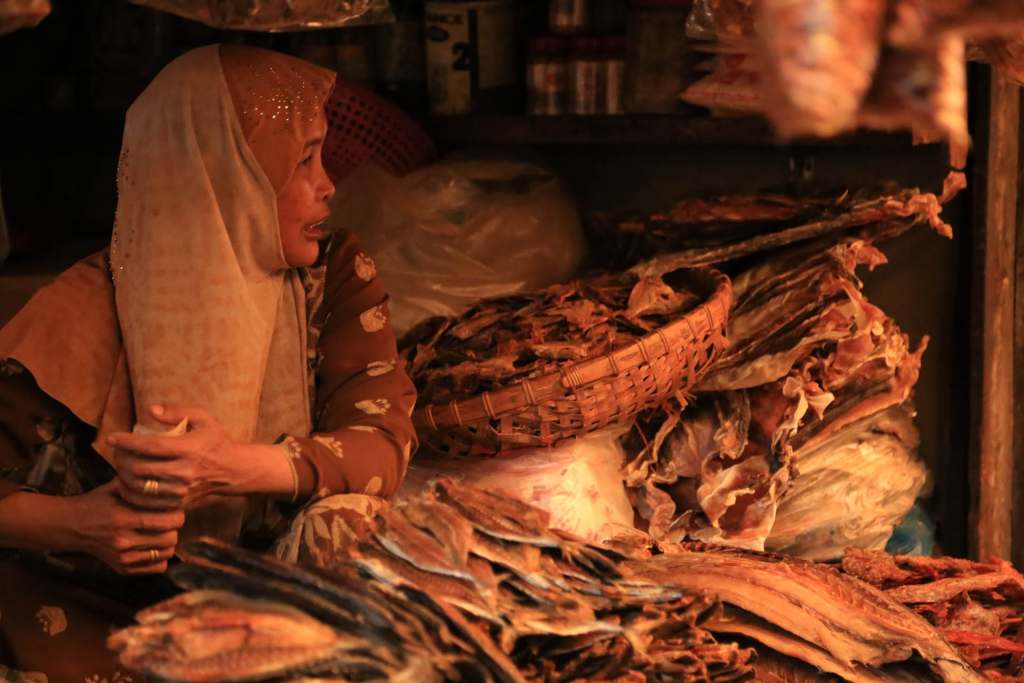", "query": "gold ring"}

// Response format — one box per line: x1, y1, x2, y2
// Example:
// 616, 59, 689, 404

143, 479, 160, 496
149, 548, 160, 562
